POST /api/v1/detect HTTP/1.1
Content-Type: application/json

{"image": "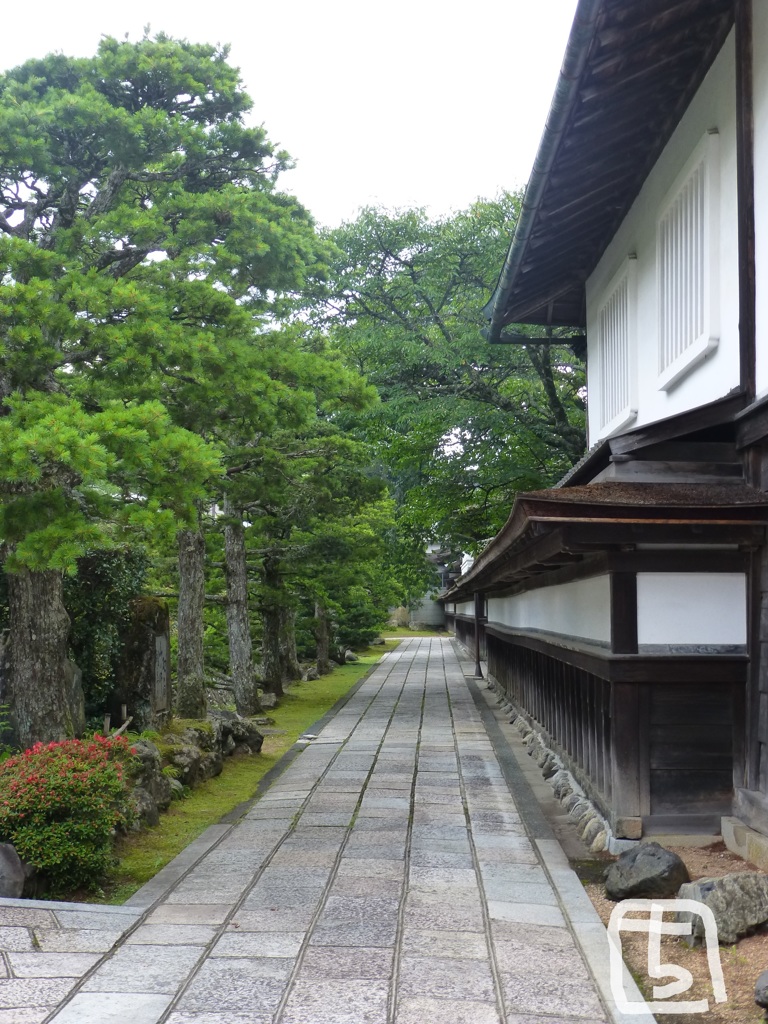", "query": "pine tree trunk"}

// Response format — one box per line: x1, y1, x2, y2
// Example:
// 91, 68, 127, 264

261, 605, 284, 698
176, 528, 207, 718
315, 601, 332, 675
261, 557, 284, 698
7, 568, 73, 748
279, 606, 302, 682
224, 505, 261, 715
